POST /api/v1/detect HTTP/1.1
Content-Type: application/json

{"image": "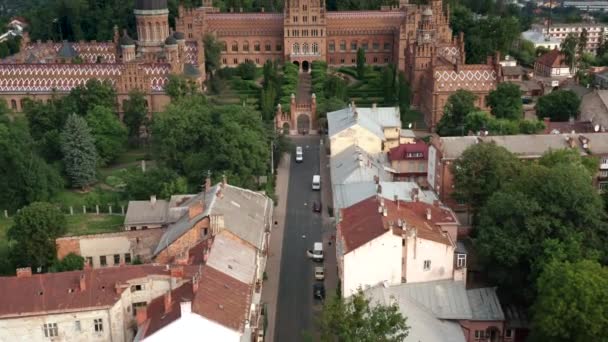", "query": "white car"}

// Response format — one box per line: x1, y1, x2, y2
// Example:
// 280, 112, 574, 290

306, 242, 324, 261
314, 266, 325, 280
296, 146, 303, 163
